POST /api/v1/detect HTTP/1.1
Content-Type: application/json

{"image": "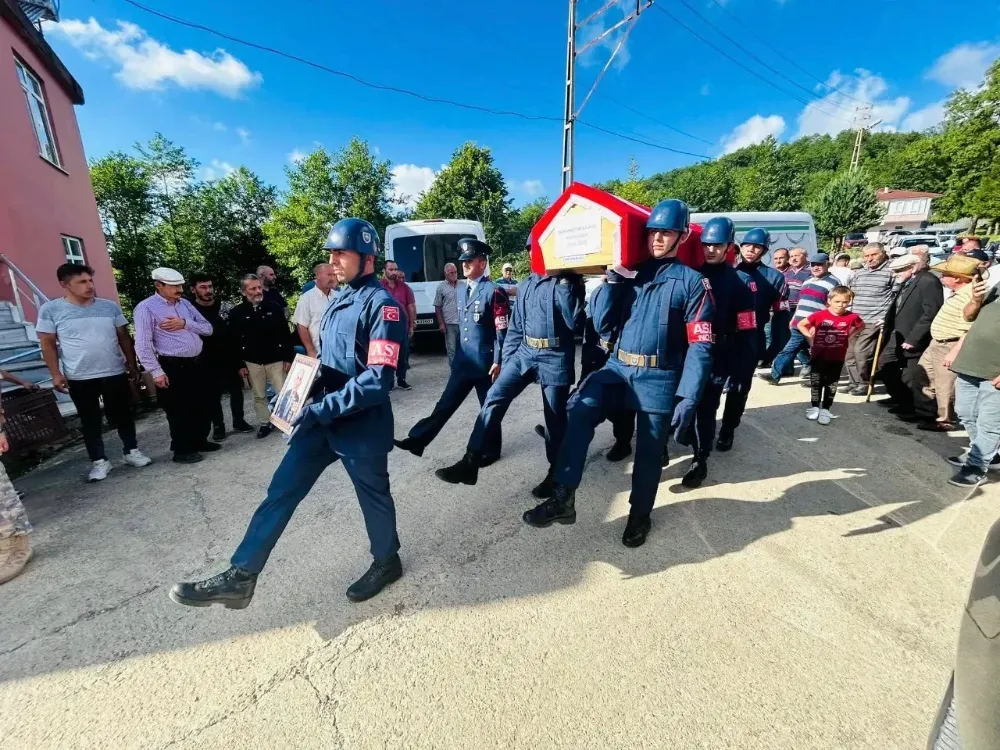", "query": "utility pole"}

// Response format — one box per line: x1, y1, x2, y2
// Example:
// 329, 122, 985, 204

849, 104, 880, 172
561, 0, 652, 191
